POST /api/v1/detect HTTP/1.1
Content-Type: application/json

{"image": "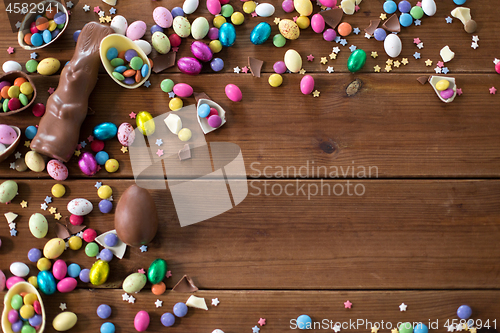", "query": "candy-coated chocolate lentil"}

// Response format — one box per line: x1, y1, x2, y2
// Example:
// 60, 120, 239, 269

19, 94, 29, 106
91, 139, 105, 152
105, 159, 119, 173
23, 293, 37, 306
268, 73, 283, 87
110, 58, 124, 67
296, 16, 310, 29
14, 77, 27, 86
231, 12, 244, 25
221, 4, 234, 17
112, 72, 125, 81
8, 86, 20, 99
213, 16, 226, 29
169, 97, 183, 111
209, 40, 222, 53
31, 33, 43, 47
8, 98, 21, 111
208, 115, 222, 128
273, 34, 286, 47
25, 60, 38, 73
152, 282, 166, 295
124, 49, 138, 62
106, 47, 118, 61
178, 128, 192, 141
69, 214, 84, 226
11, 294, 23, 309
243, 0, 256, 13
28, 277, 38, 288
141, 64, 149, 78
123, 69, 136, 77
83, 229, 97, 242
114, 65, 127, 73
27, 248, 41, 262
410, 5, 423, 19
435, 79, 449, 91
130, 57, 144, 70
20, 82, 33, 95
160, 79, 174, 92
24, 33, 33, 45
399, 12, 413, 27
85, 242, 99, 257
